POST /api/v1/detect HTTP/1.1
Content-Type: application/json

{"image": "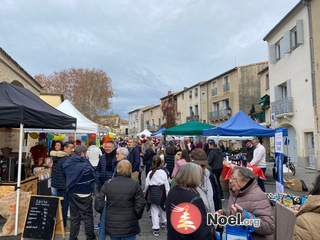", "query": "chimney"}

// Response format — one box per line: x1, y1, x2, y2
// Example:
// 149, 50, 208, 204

168, 91, 172, 96
184, 87, 188, 90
